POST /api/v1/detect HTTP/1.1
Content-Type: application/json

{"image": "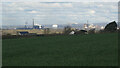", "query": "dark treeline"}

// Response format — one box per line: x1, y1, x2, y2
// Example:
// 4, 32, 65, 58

2, 34, 71, 39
